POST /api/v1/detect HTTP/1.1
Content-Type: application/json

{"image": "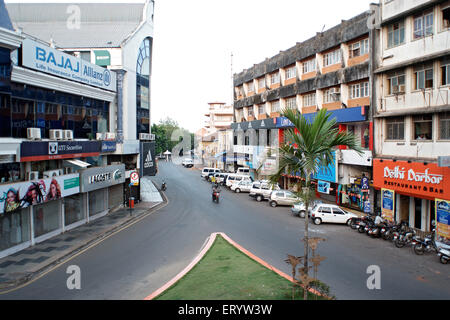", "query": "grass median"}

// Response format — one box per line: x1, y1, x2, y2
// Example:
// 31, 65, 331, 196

154, 234, 324, 300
